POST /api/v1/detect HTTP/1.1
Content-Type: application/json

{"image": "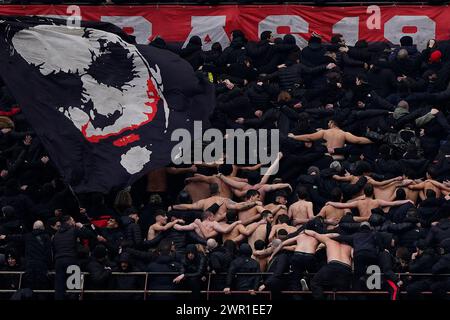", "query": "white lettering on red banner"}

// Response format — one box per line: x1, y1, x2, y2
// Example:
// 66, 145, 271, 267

4, 4, 448, 50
